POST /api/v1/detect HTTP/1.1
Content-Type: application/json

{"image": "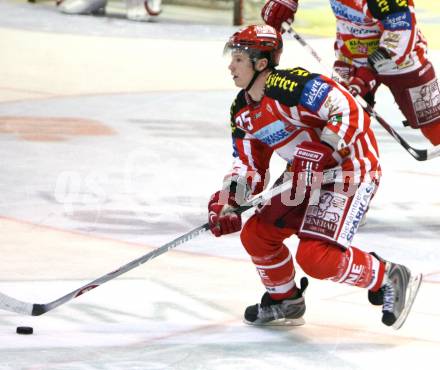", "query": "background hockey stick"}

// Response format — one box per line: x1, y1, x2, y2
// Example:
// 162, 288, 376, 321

284, 24, 440, 161
2, 169, 341, 316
